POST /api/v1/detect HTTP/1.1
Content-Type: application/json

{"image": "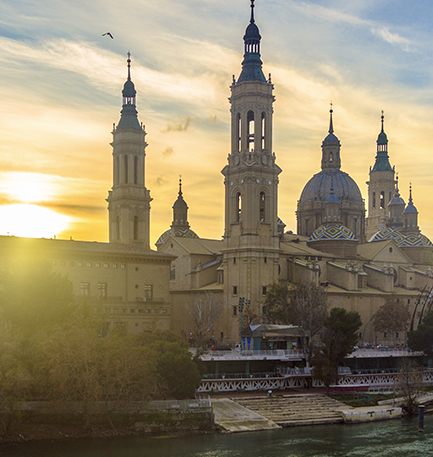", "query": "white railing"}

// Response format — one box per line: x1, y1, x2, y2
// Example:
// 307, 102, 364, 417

200, 349, 305, 361
347, 349, 424, 358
